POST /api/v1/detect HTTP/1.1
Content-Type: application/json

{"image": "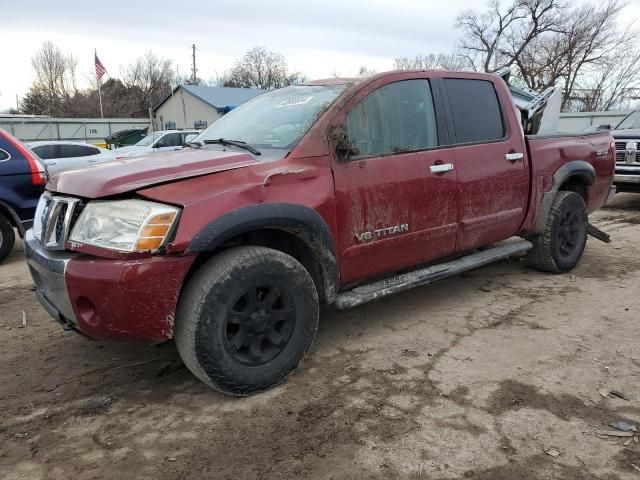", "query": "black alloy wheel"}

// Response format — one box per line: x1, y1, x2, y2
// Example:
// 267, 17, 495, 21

223, 285, 296, 366
555, 209, 583, 258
